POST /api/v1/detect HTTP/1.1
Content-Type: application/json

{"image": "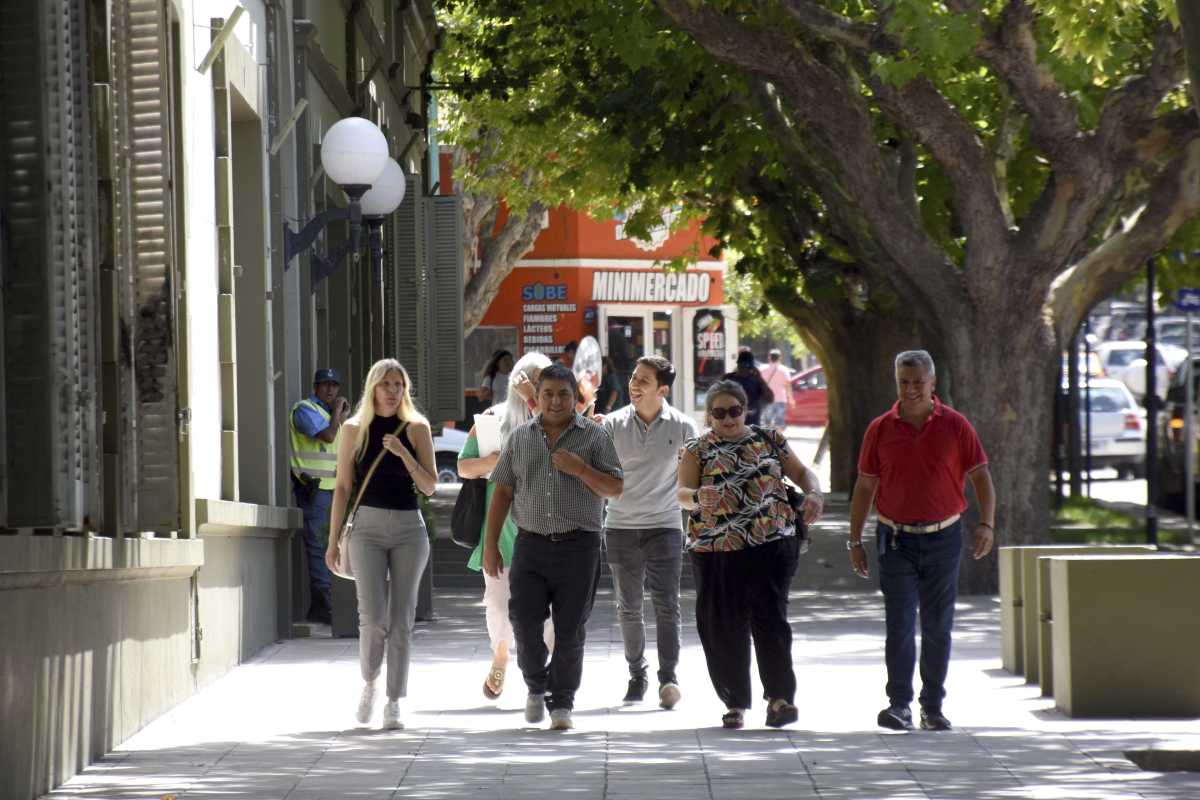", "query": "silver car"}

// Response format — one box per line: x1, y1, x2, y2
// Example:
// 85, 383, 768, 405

1074, 377, 1146, 478
1095, 341, 1186, 403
